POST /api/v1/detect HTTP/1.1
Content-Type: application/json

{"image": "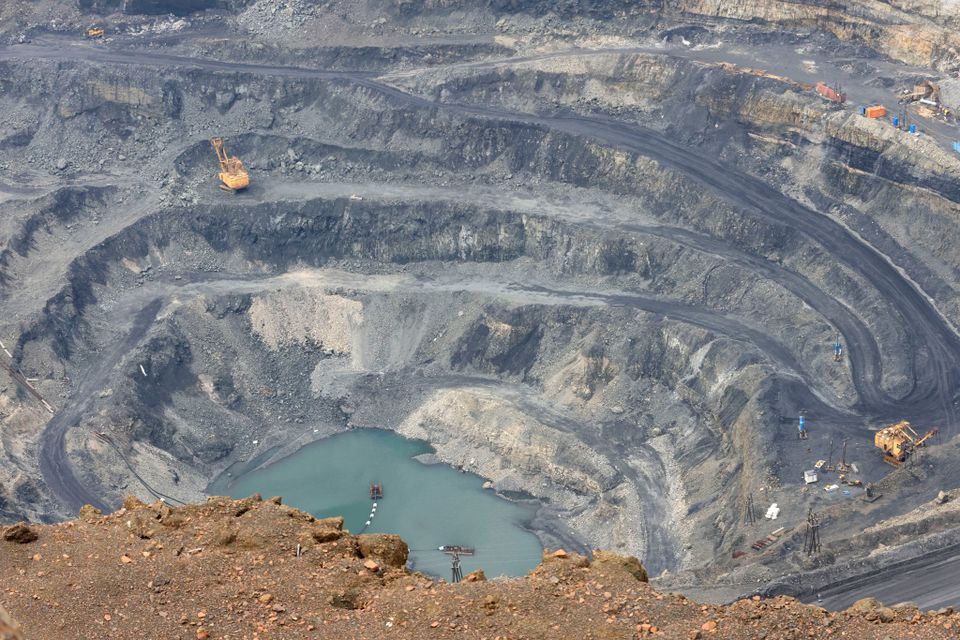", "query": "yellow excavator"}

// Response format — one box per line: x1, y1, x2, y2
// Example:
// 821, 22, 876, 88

210, 137, 249, 192
86, 27, 104, 38
874, 421, 938, 465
